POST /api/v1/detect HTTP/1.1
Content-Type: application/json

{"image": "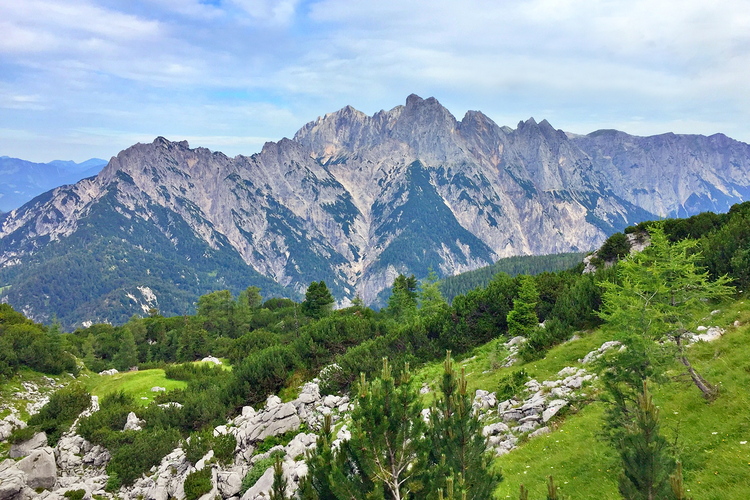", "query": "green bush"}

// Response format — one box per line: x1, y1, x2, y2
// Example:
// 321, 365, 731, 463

183, 467, 213, 500
63, 489, 86, 500
240, 451, 285, 495
184, 428, 237, 466
27, 384, 91, 446
227, 345, 301, 409
212, 432, 237, 465
106, 428, 181, 486
597, 232, 631, 262
517, 318, 573, 362
105, 472, 121, 493
164, 362, 225, 382
254, 427, 305, 455
77, 391, 134, 446
8, 425, 37, 445
497, 369, 529, 402
184, 430, 212, 465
